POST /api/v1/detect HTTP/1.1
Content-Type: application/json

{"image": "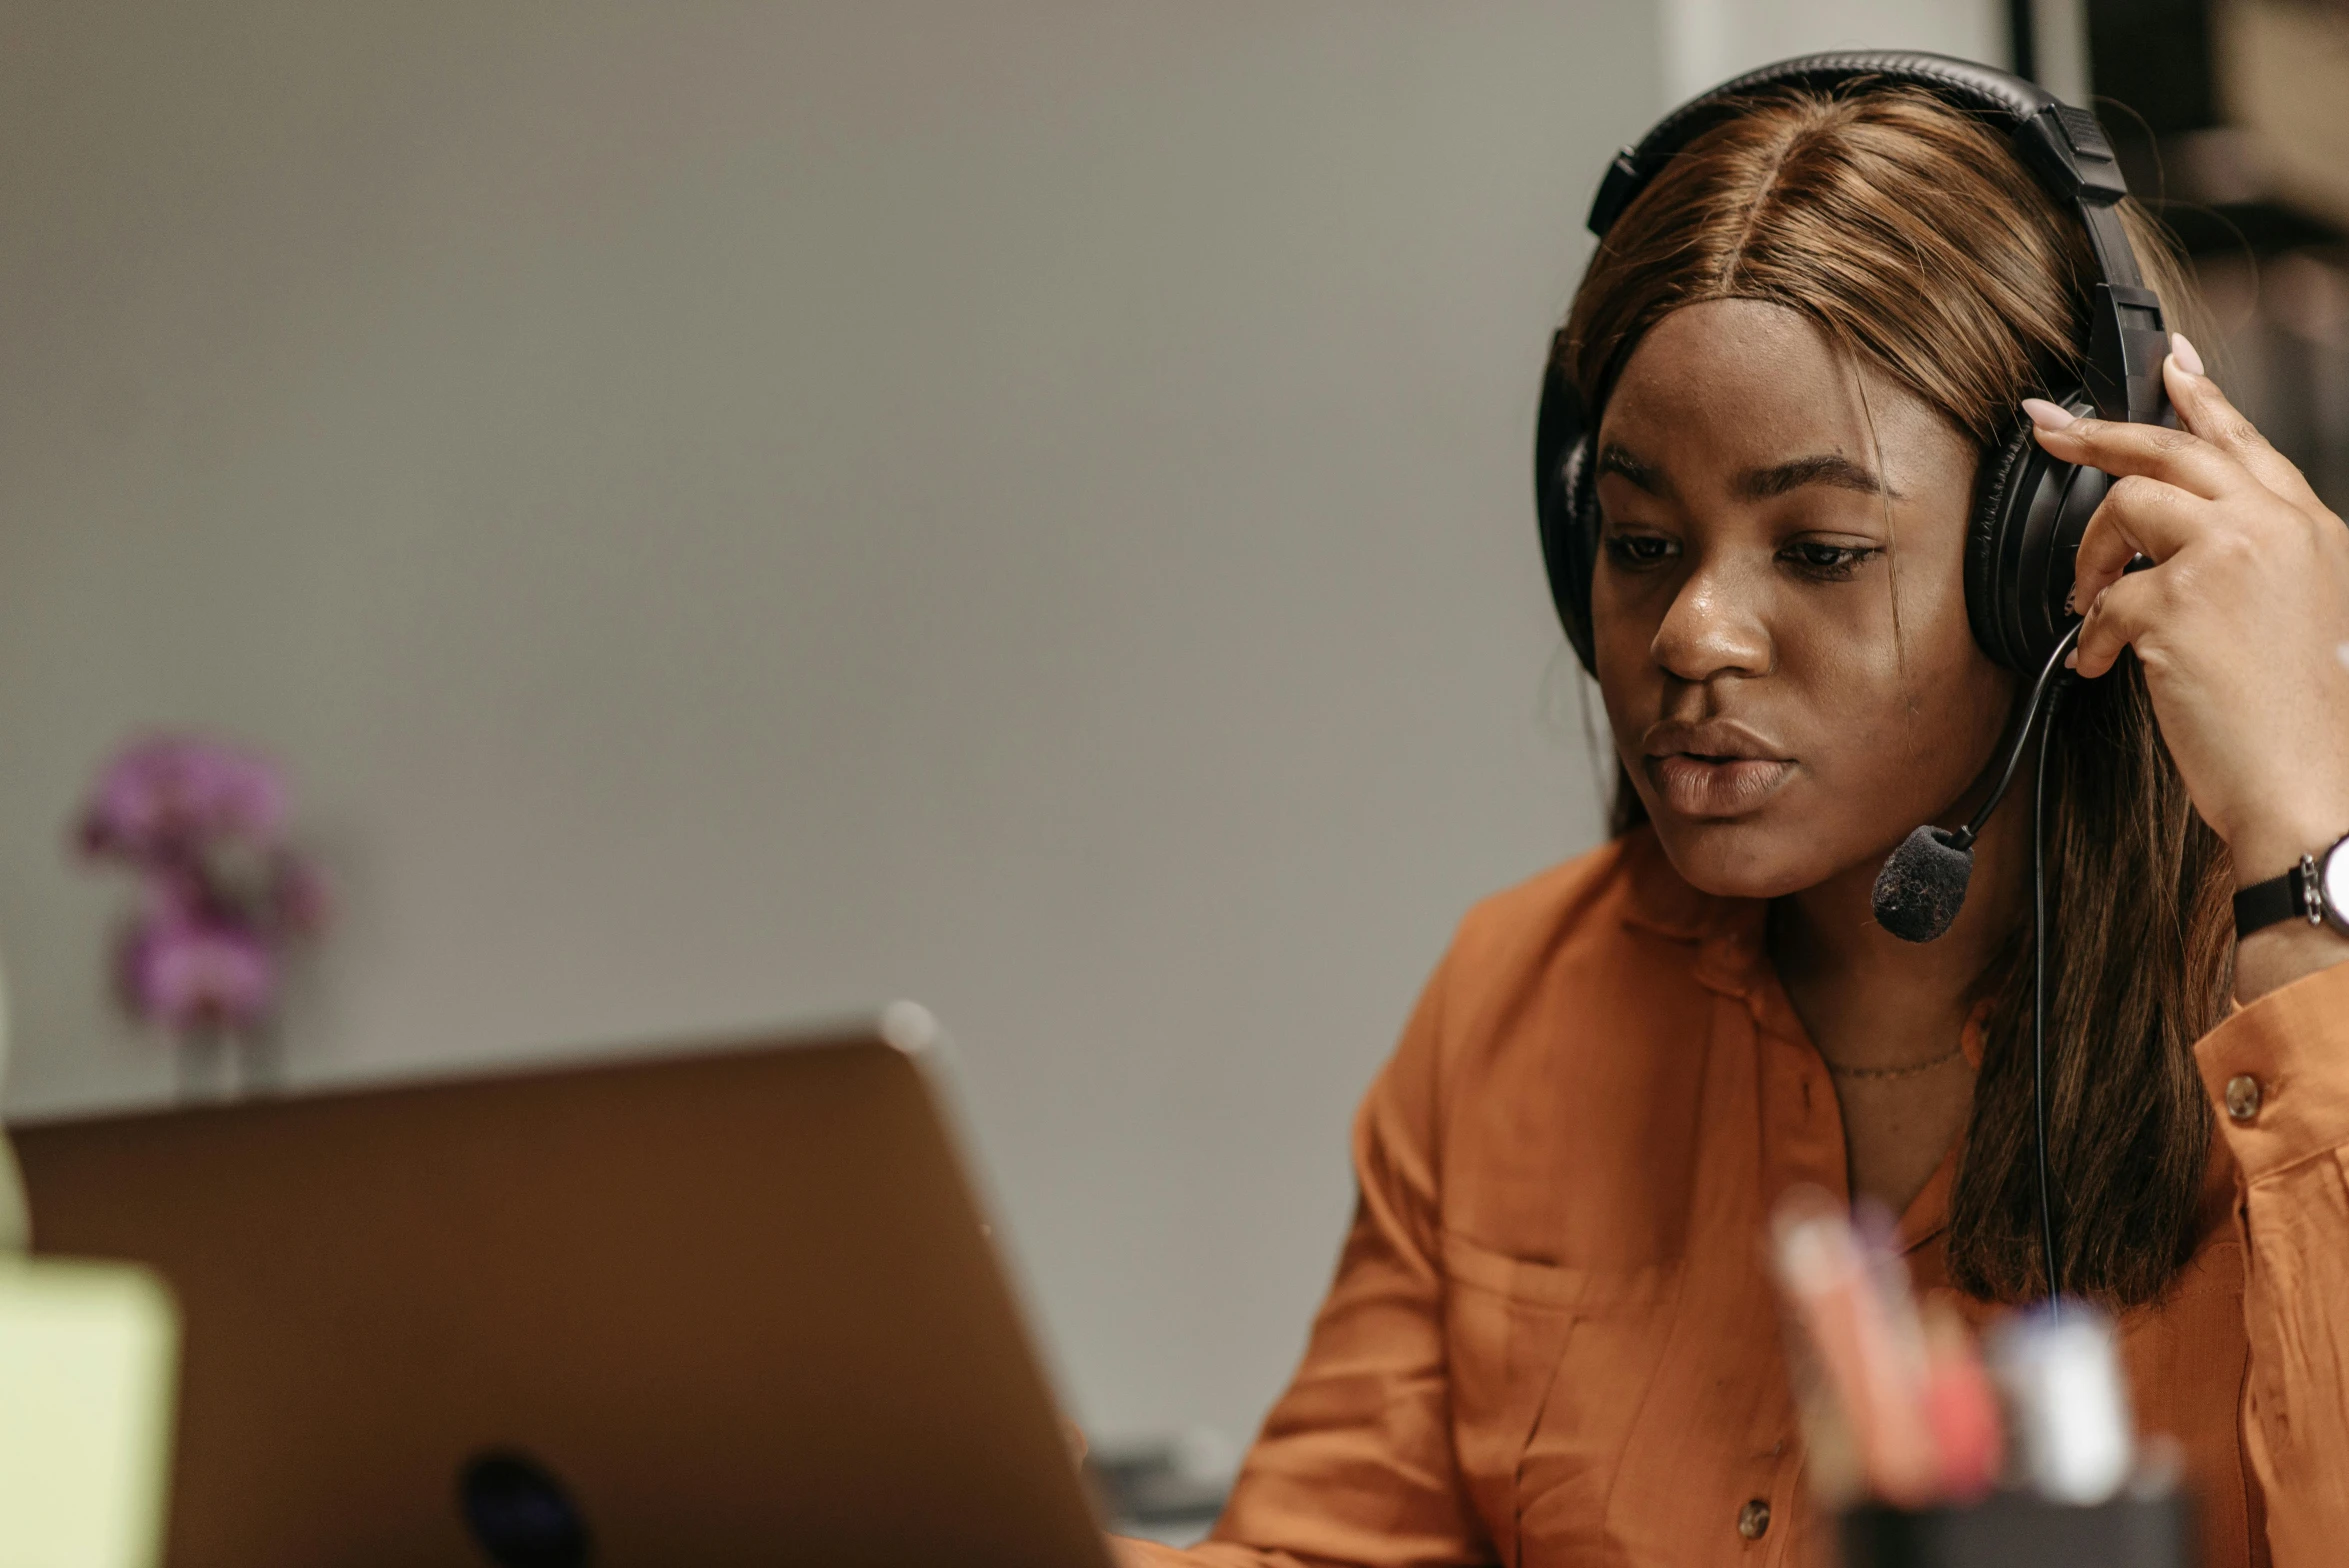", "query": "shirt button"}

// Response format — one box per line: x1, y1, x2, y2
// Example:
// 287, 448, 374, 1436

2225, 1073, 2263, 1122
1737, 1498, 1771, 1540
